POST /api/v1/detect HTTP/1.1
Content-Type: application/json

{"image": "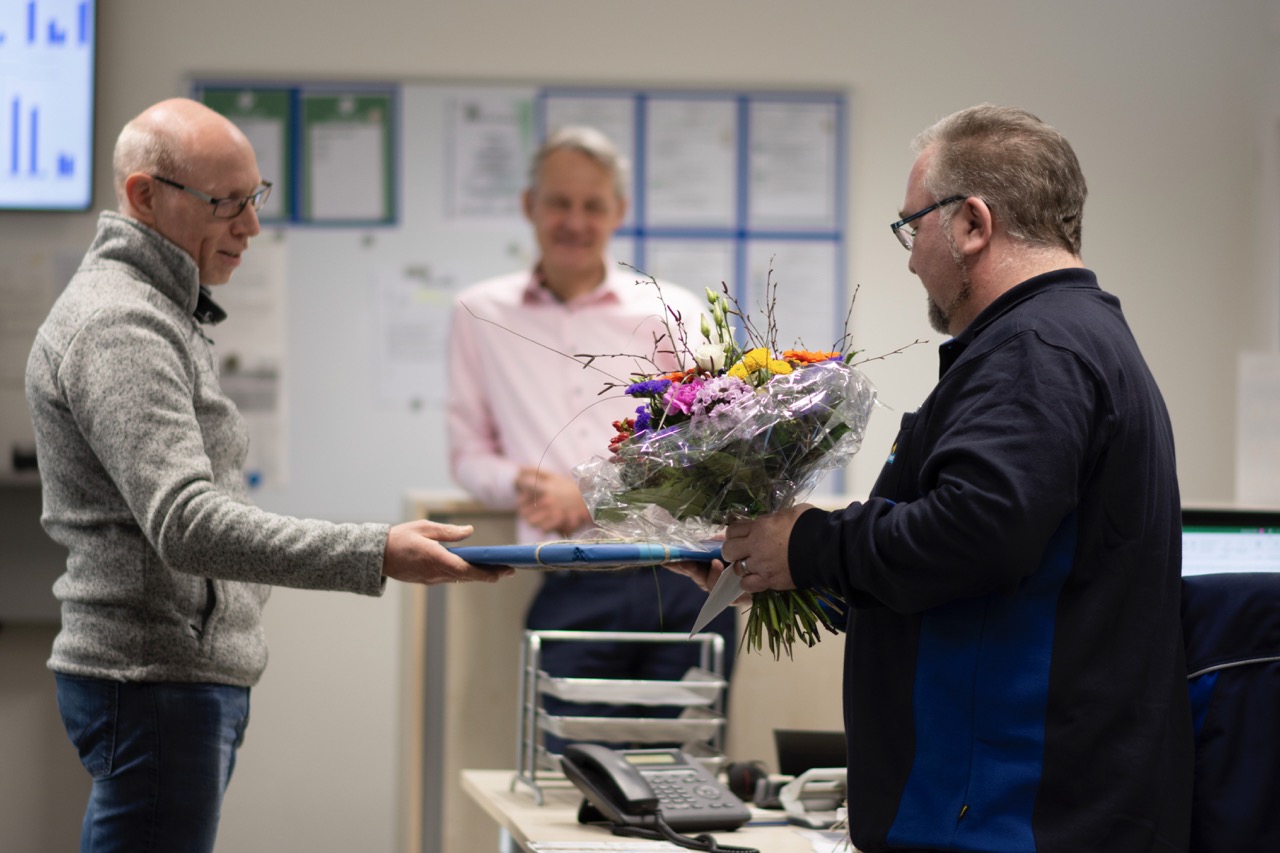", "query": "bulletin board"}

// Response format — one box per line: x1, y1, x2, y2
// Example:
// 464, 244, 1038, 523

0, 80, 848, 523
